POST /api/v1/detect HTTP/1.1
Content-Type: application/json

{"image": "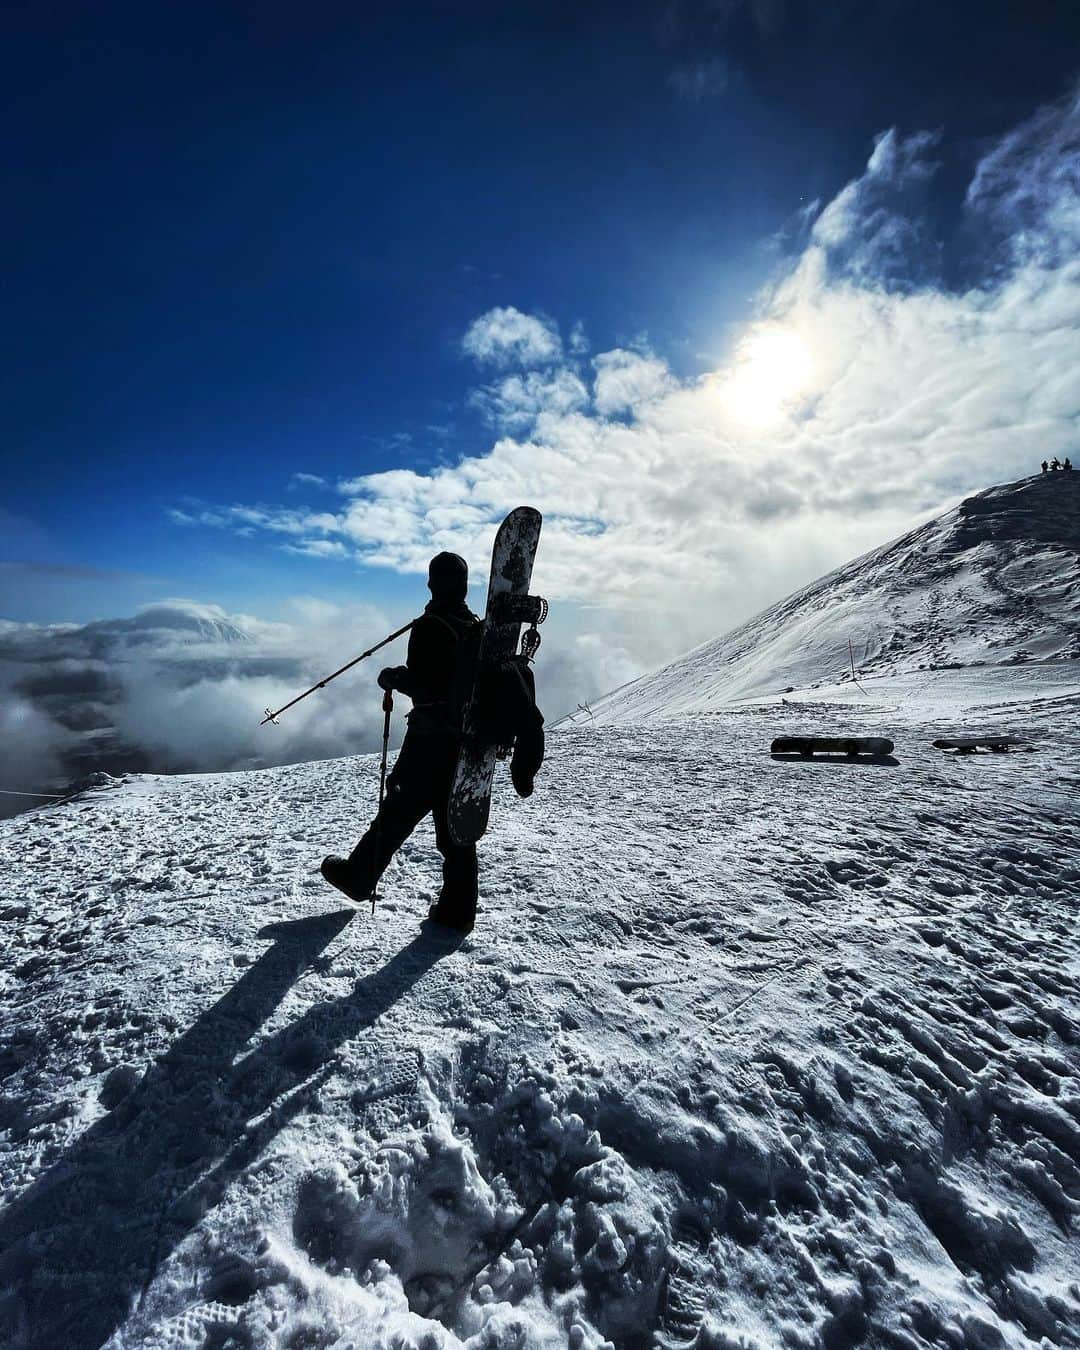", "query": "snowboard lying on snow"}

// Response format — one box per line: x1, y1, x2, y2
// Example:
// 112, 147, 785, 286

771, 736, 895, 758
932, 736, 1031, 754
448, 507, 543, 847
